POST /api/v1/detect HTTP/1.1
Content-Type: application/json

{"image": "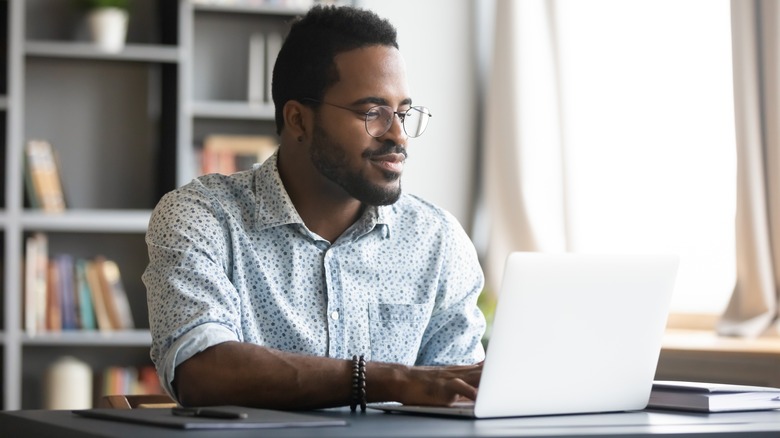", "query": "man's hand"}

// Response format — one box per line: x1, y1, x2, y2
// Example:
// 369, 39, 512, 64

368, 361, 483, 407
